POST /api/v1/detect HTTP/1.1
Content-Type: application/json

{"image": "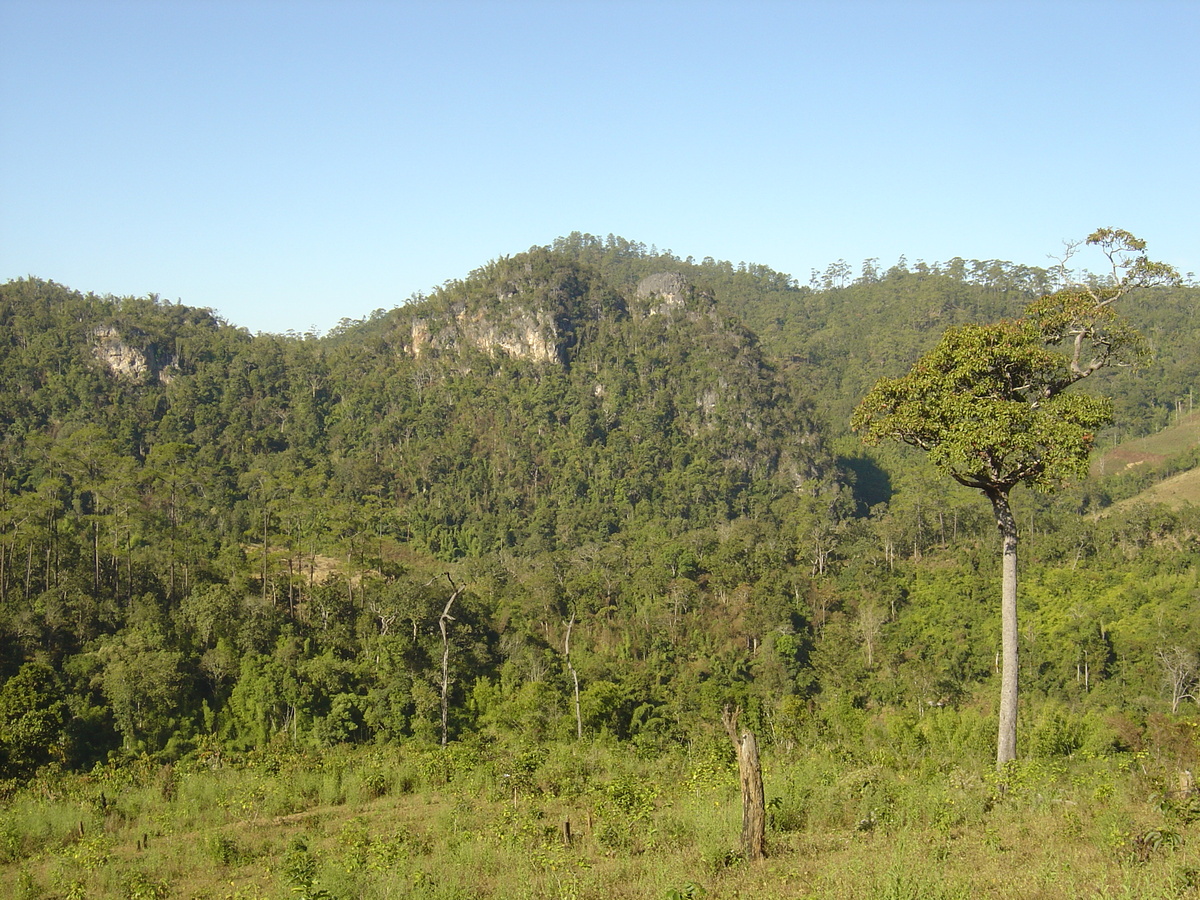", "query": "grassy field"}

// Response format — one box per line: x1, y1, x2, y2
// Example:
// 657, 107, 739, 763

1094, 412, 1200, 479
3, 724, 1200, 900
1093, 412, 1200, 511
1115, 468, 1200, 510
